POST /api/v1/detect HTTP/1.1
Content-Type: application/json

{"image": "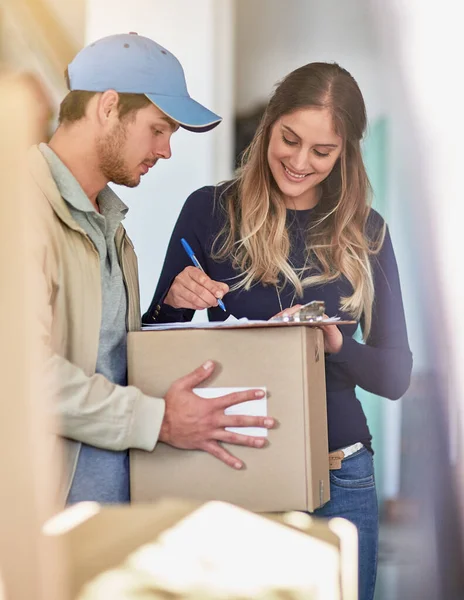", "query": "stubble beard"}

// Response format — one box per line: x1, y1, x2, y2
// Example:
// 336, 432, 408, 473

97, 122, 140, 188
